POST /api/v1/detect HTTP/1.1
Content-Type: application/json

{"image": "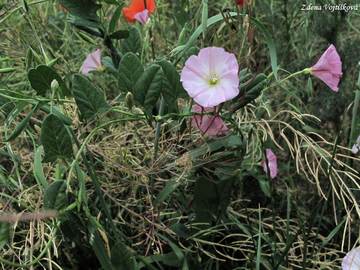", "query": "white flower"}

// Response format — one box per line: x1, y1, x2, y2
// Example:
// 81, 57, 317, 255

351, 135, 360, 154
